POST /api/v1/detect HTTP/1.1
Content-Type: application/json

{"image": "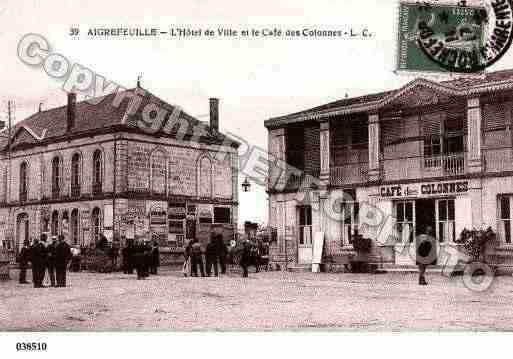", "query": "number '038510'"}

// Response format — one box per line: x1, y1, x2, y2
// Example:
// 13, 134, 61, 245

16, 342, 47, 351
